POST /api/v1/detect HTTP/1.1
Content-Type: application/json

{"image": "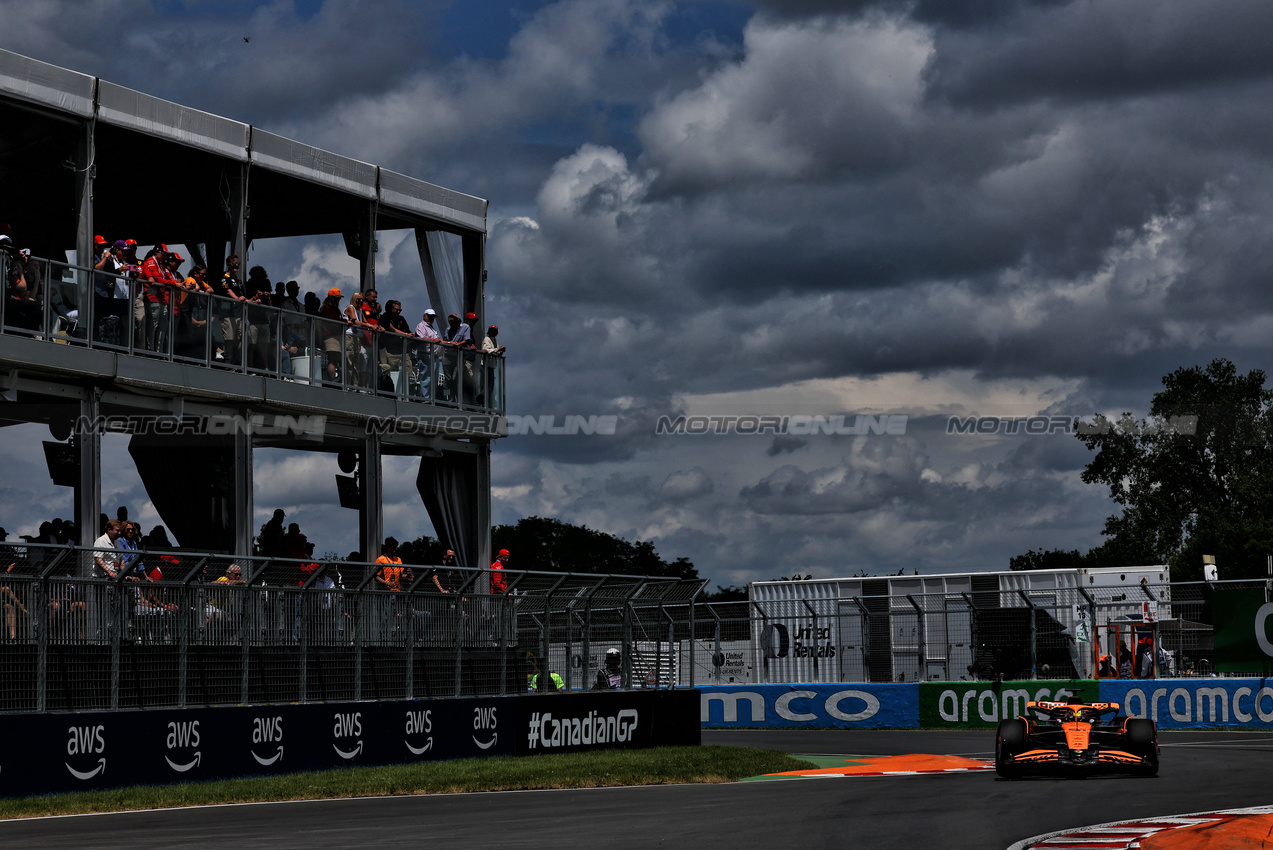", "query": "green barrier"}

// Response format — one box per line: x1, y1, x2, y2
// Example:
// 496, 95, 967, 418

919, 680, 1097, 729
